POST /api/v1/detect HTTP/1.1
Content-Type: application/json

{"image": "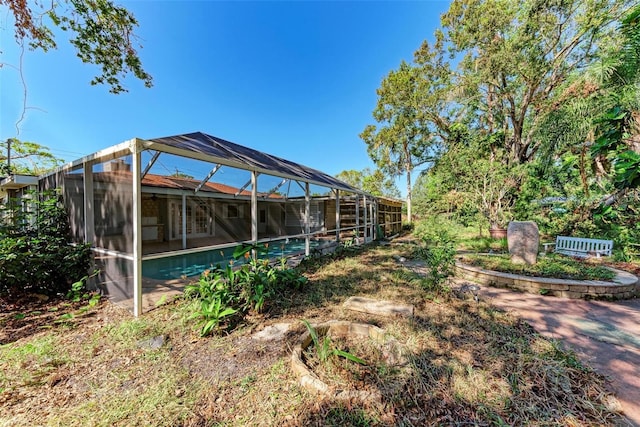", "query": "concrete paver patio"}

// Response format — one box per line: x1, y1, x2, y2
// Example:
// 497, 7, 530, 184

476, 285, 640, 426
